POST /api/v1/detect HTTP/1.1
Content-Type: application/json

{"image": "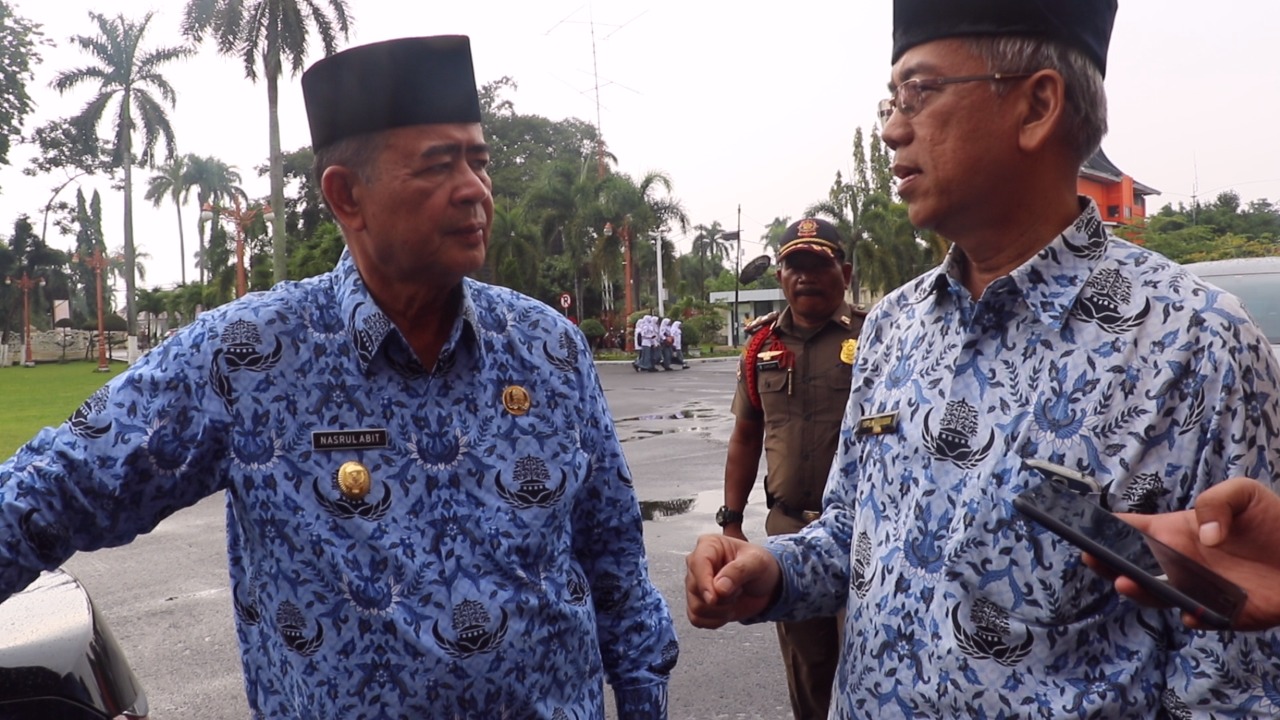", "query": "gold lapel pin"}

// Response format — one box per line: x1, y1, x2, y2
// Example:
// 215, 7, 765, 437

336, 461, 372, 500
503, 385, 532, 416
840, 338, 858, 365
